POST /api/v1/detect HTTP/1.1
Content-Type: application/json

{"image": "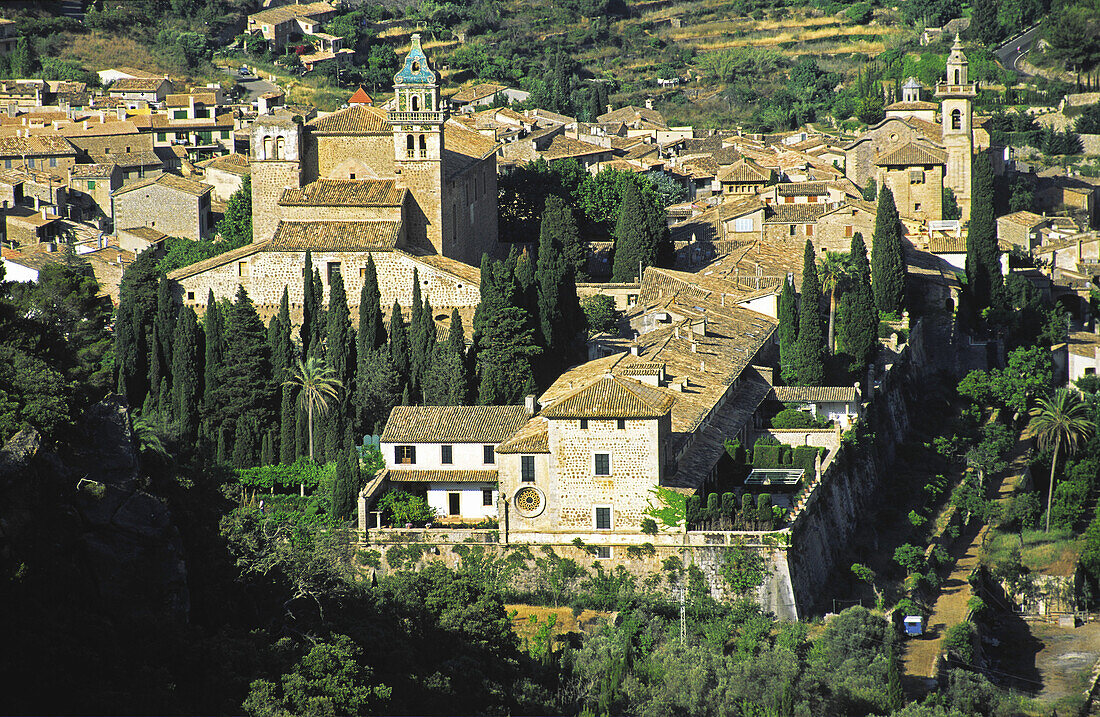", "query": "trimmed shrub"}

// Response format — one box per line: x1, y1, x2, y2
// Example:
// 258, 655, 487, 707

706, 493, 720, 522
943, 622, 974, 662
721, 492, 737, 522
791, 445, 820, 473
686, 495, 702, 525
771, 408, 817, 429
753, 443, 784, 468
